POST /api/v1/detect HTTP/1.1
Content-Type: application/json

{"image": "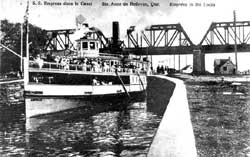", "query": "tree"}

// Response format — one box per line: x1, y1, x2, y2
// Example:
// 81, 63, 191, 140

0, 19, 47, 74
